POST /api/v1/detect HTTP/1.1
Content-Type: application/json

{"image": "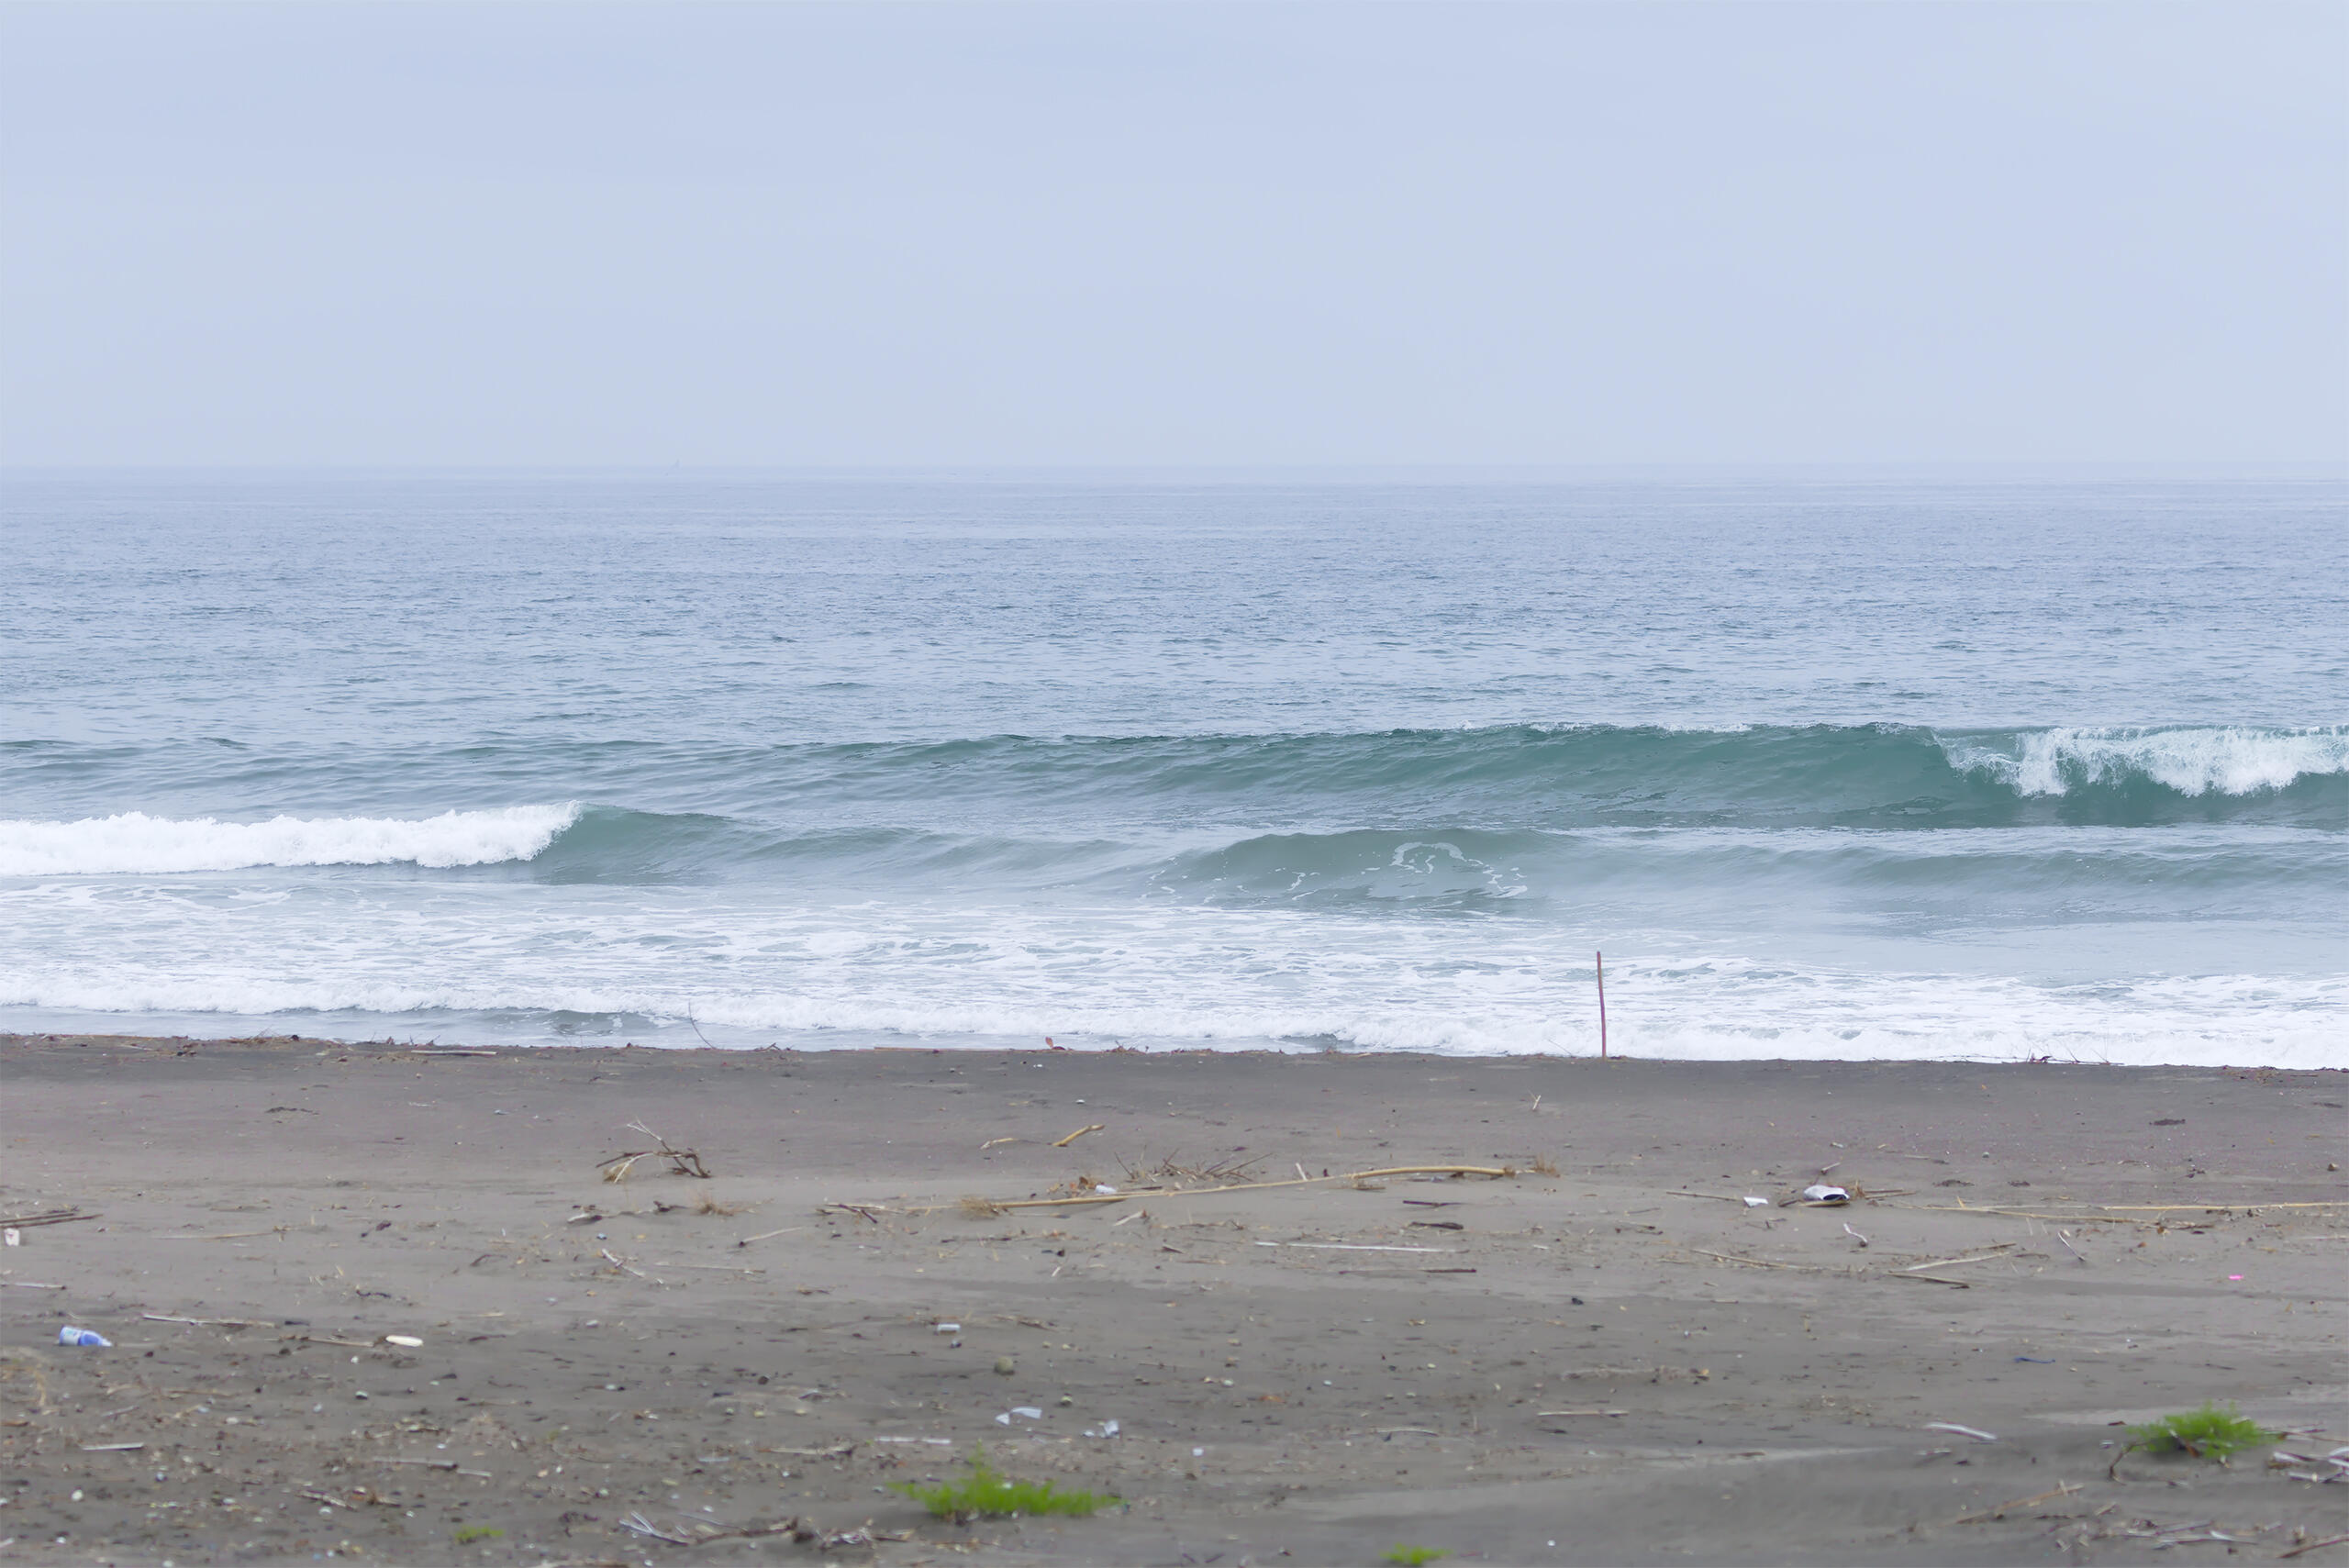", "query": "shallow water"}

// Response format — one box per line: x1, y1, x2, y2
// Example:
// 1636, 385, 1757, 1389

4, 470, 2342, 1063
